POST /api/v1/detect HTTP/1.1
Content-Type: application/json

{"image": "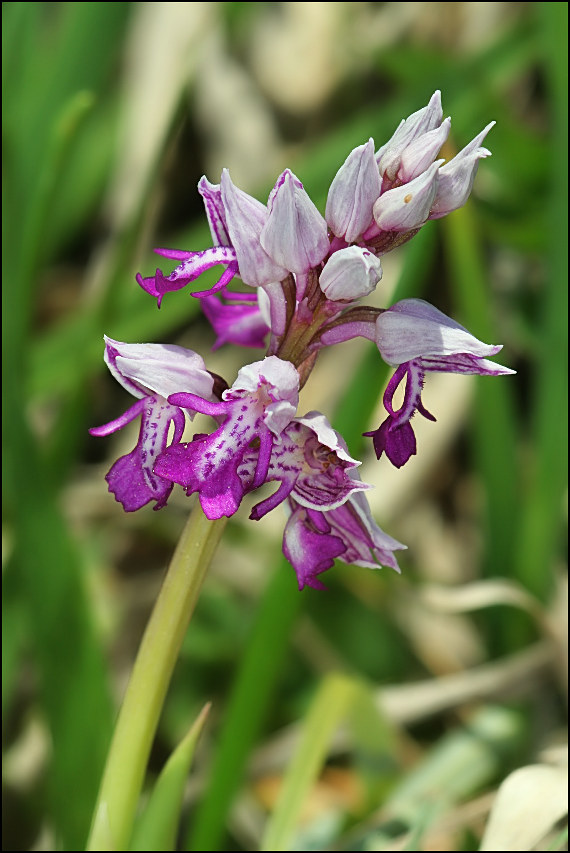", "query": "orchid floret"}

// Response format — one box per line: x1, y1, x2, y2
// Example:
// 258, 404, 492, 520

376, 90, 443, 182
90, 339, 216, 510
373, 160, 442, 233
430, 121, 496, 219
319, 246, 382, 302
326, 139, 382, 242
283, 484, 405, 590
220, 169, 289, 287
366, 300, 515, 467
261, 169, 329, 274
153, 357, 300, 519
